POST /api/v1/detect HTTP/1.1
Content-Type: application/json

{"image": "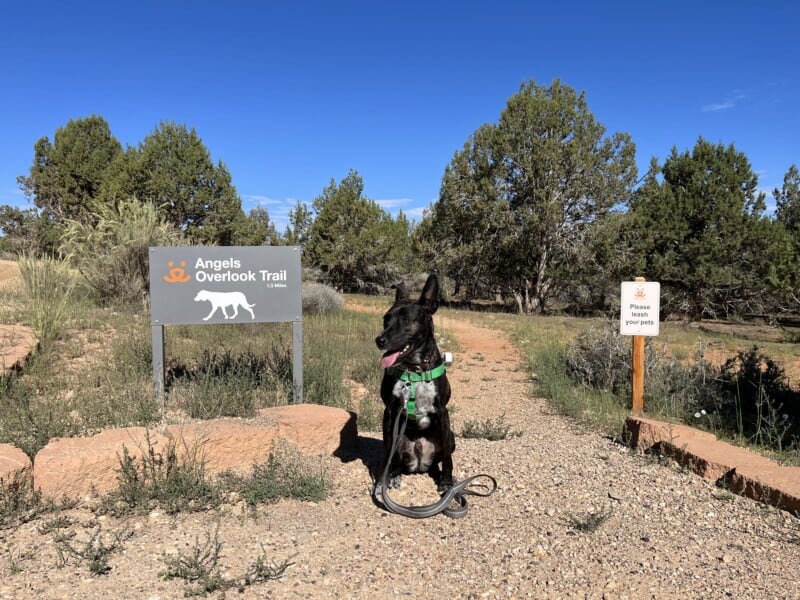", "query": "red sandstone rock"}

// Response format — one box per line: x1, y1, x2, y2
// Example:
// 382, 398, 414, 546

0, 324, 37, 371
625, 415, 800, 512
0, 443, 31, 482
32, 404, 357, 500
267, 403, 358, 457
33, 427, 171, 499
